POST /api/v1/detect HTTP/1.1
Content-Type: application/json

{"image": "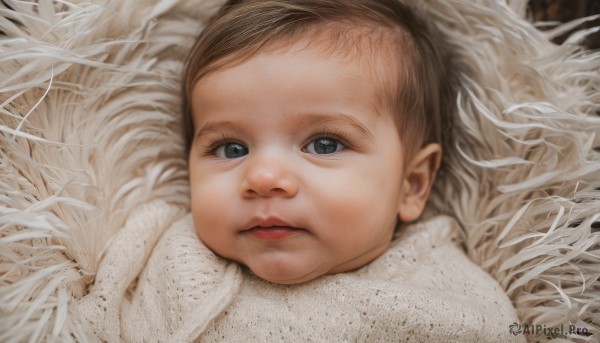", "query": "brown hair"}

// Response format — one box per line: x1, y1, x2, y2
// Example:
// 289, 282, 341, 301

182, 0, 460, 162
